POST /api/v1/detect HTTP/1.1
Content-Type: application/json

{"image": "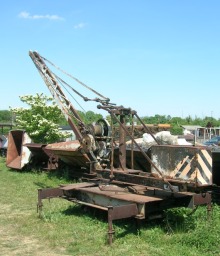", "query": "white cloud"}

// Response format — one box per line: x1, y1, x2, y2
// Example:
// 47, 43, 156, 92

18, 11, 64, 21
74, 22, 87, 29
